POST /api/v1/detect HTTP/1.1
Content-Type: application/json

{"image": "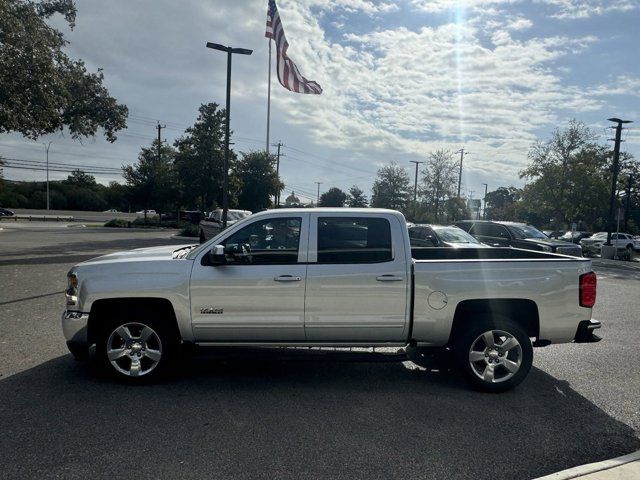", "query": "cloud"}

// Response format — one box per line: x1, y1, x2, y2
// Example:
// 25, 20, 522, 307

535, 0, 639, 19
